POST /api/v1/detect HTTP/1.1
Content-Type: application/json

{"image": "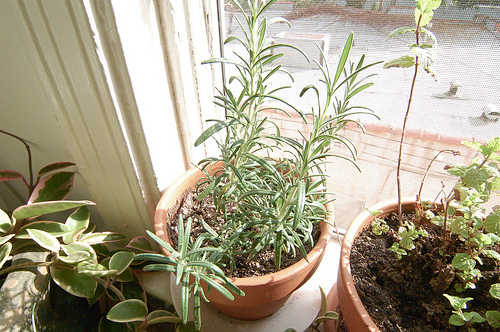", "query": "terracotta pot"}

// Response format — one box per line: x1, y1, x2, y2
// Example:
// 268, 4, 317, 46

154, 162, 334, 321
335, 198, 419, 332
